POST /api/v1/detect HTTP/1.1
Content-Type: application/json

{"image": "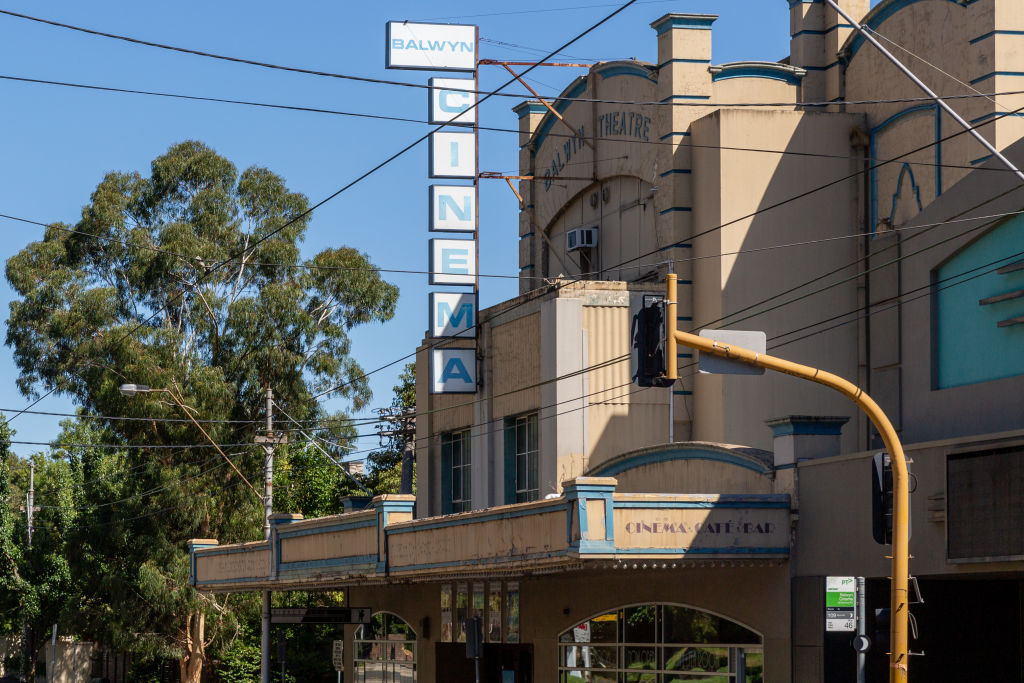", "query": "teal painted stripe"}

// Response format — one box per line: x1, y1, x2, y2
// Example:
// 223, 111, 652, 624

657, 58, 712, 69
598, 64, 653, 80
279, 555, 378, 572
520, 264, 534, 271
387, 502, 564, 534
197, 545, 268, 557
676, 353, 693, 359
659, 206, 693, 215
788, 0, 822, 6
673, 390, 693, 396
803, 62, 841, 72
660, 168, 692, 176
677, 316, 692, 321
659, 241, 692, 251
196, 576, 272, 585
661, 95, 711, 102
774, 462, 798, 470
970, 154, 993, 166
591, 447, 771, 477
969, 30, 1024, 45
520, 231, 535, 239
659, 131, 691, 141
969, 71, 1024, 85
278, 519, 377, 539
612, 547, 789, 555
969, 112, 1024, 125
652, 15, 716, 35
614, 500, 789, 509
791, 24, 852, 38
